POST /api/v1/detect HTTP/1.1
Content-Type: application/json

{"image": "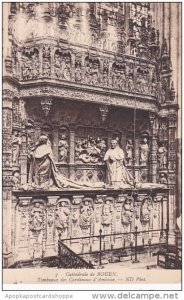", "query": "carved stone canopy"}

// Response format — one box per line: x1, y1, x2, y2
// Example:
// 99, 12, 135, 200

41, 96, 53, 116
